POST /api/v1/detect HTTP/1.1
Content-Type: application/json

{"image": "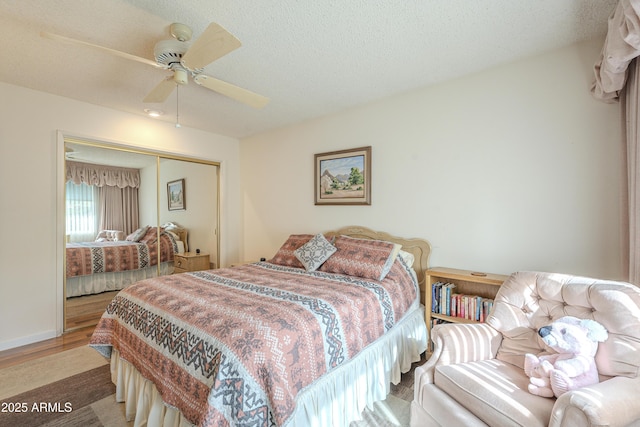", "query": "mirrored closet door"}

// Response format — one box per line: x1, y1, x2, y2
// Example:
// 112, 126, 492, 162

63, 139, 219, 331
